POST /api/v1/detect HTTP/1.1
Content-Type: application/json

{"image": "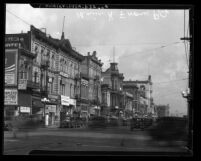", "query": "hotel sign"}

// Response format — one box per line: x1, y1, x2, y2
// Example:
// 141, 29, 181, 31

5, 34, 30, 50
4, 89, 18, 105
